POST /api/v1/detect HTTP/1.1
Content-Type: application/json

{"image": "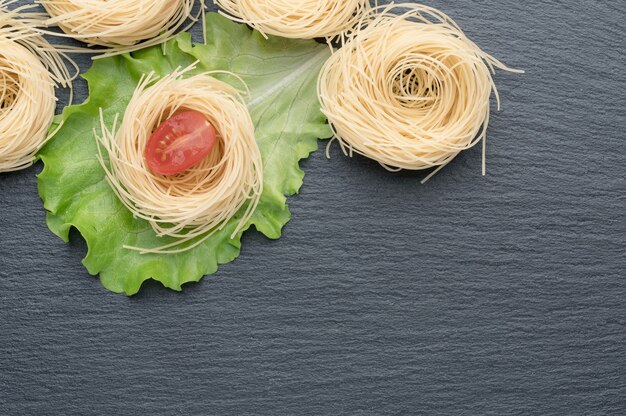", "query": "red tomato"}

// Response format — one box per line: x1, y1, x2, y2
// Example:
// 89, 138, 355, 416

145, 110, 217, 176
